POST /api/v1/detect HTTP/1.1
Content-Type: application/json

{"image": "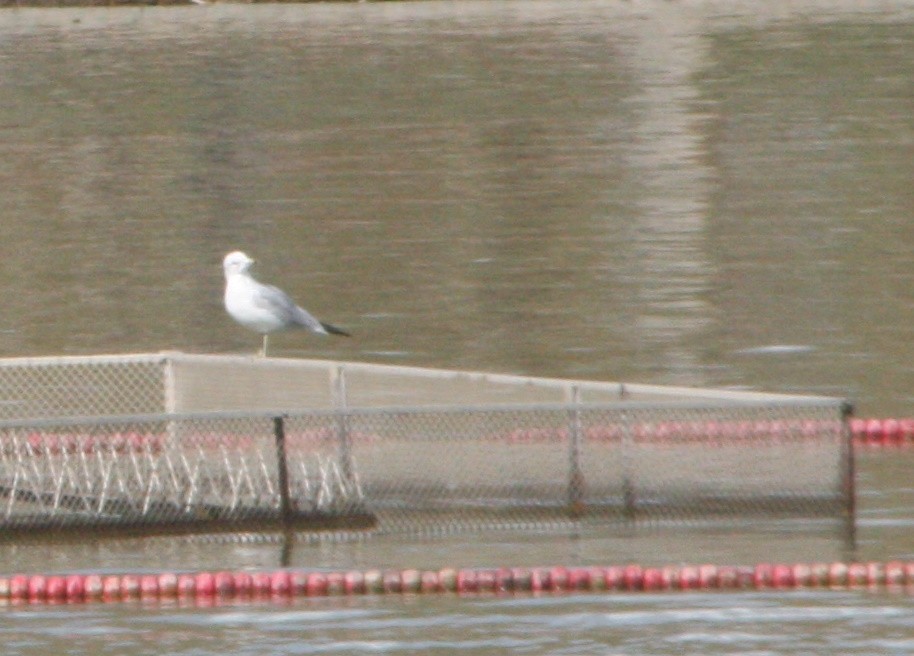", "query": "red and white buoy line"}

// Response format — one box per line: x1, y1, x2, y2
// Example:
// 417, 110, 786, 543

850, 417, 914, 447
2, 561, 914, 606
10, 417, 914, 456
